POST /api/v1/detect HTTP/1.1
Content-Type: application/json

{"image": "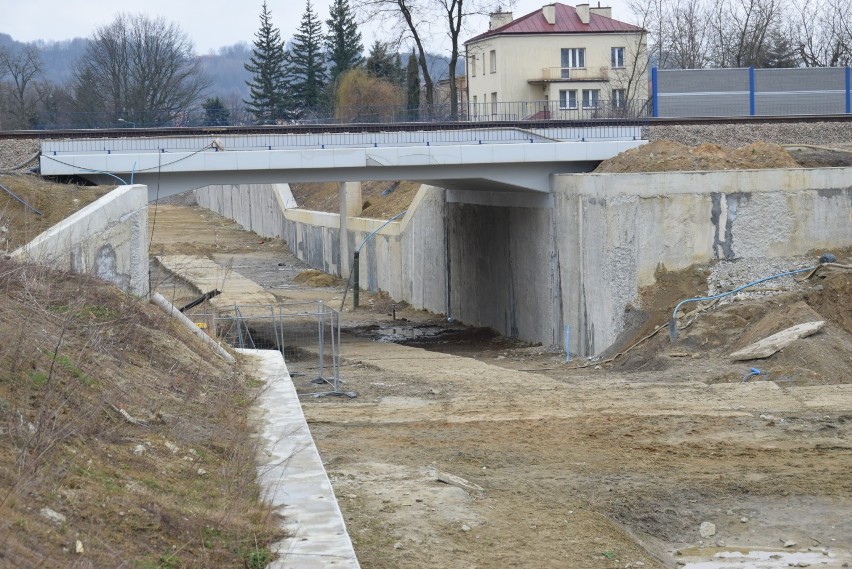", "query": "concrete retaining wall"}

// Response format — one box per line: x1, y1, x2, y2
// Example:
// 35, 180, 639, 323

195, 183, 294, 239
554, 168, 852, 354
12, 184, 149, 296
196, 183, 450, 315
194, 168, 852, 357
